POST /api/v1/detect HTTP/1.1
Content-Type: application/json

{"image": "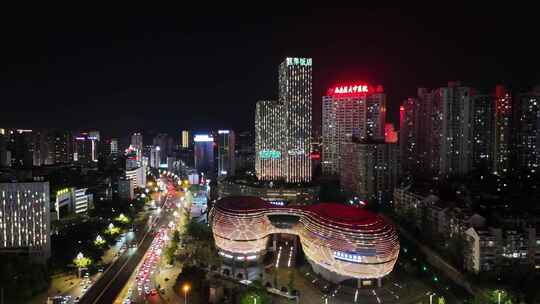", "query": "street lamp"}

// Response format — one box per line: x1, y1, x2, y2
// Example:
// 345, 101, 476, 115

182, 283, 190, 304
